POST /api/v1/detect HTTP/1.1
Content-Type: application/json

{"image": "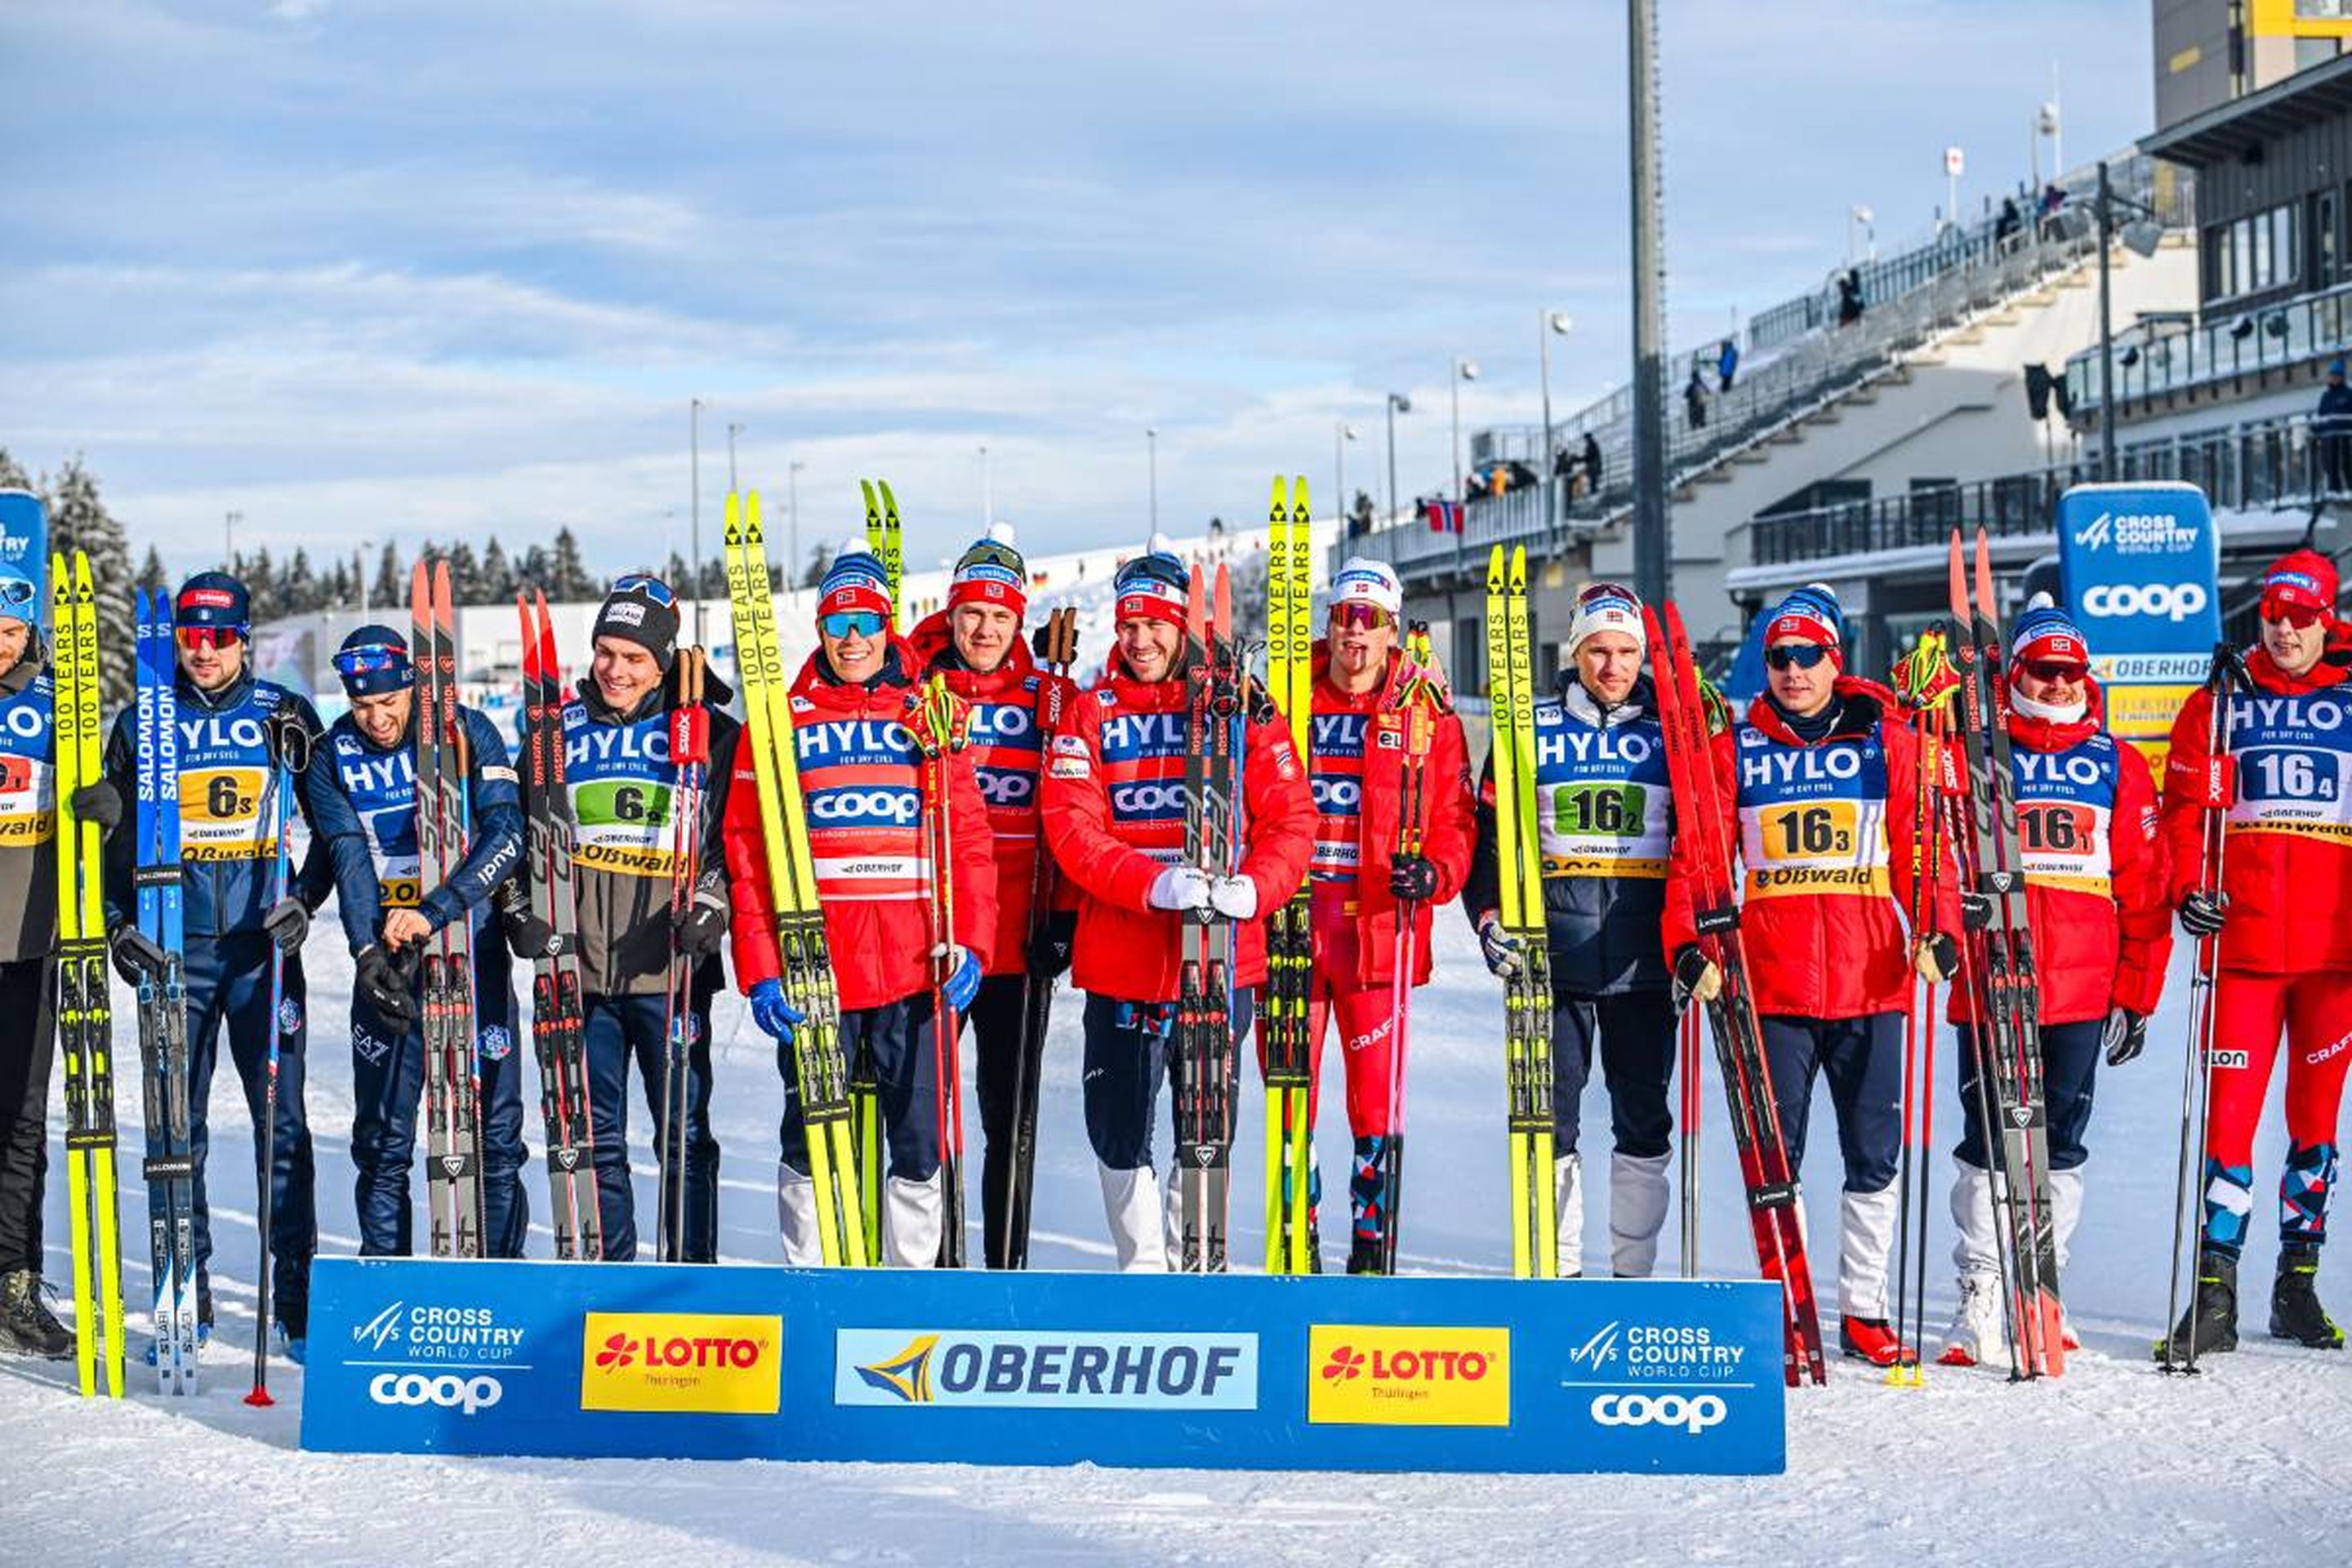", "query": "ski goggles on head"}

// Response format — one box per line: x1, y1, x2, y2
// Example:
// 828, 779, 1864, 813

611, 572, 677, 608
2021, 658, 2087, 683
2262, 595, 2327, 630
820, 610, 886, 639
0, 577, 35, 612
332, 642, 408, 678
1763, 642, 1833, 671
960, 541, 1024, 576
1331, 602, 1393, 632
176, 625, 246, 651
